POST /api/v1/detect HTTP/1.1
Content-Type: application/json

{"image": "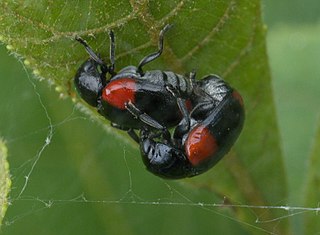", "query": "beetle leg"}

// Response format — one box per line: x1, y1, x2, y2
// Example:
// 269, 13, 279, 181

127, 129, 140, 143
137, 24, 173, 74
111, 122, 139, 143
125, 102, 171, 141
165, 85, 191, 131
176, 98, 190, 130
